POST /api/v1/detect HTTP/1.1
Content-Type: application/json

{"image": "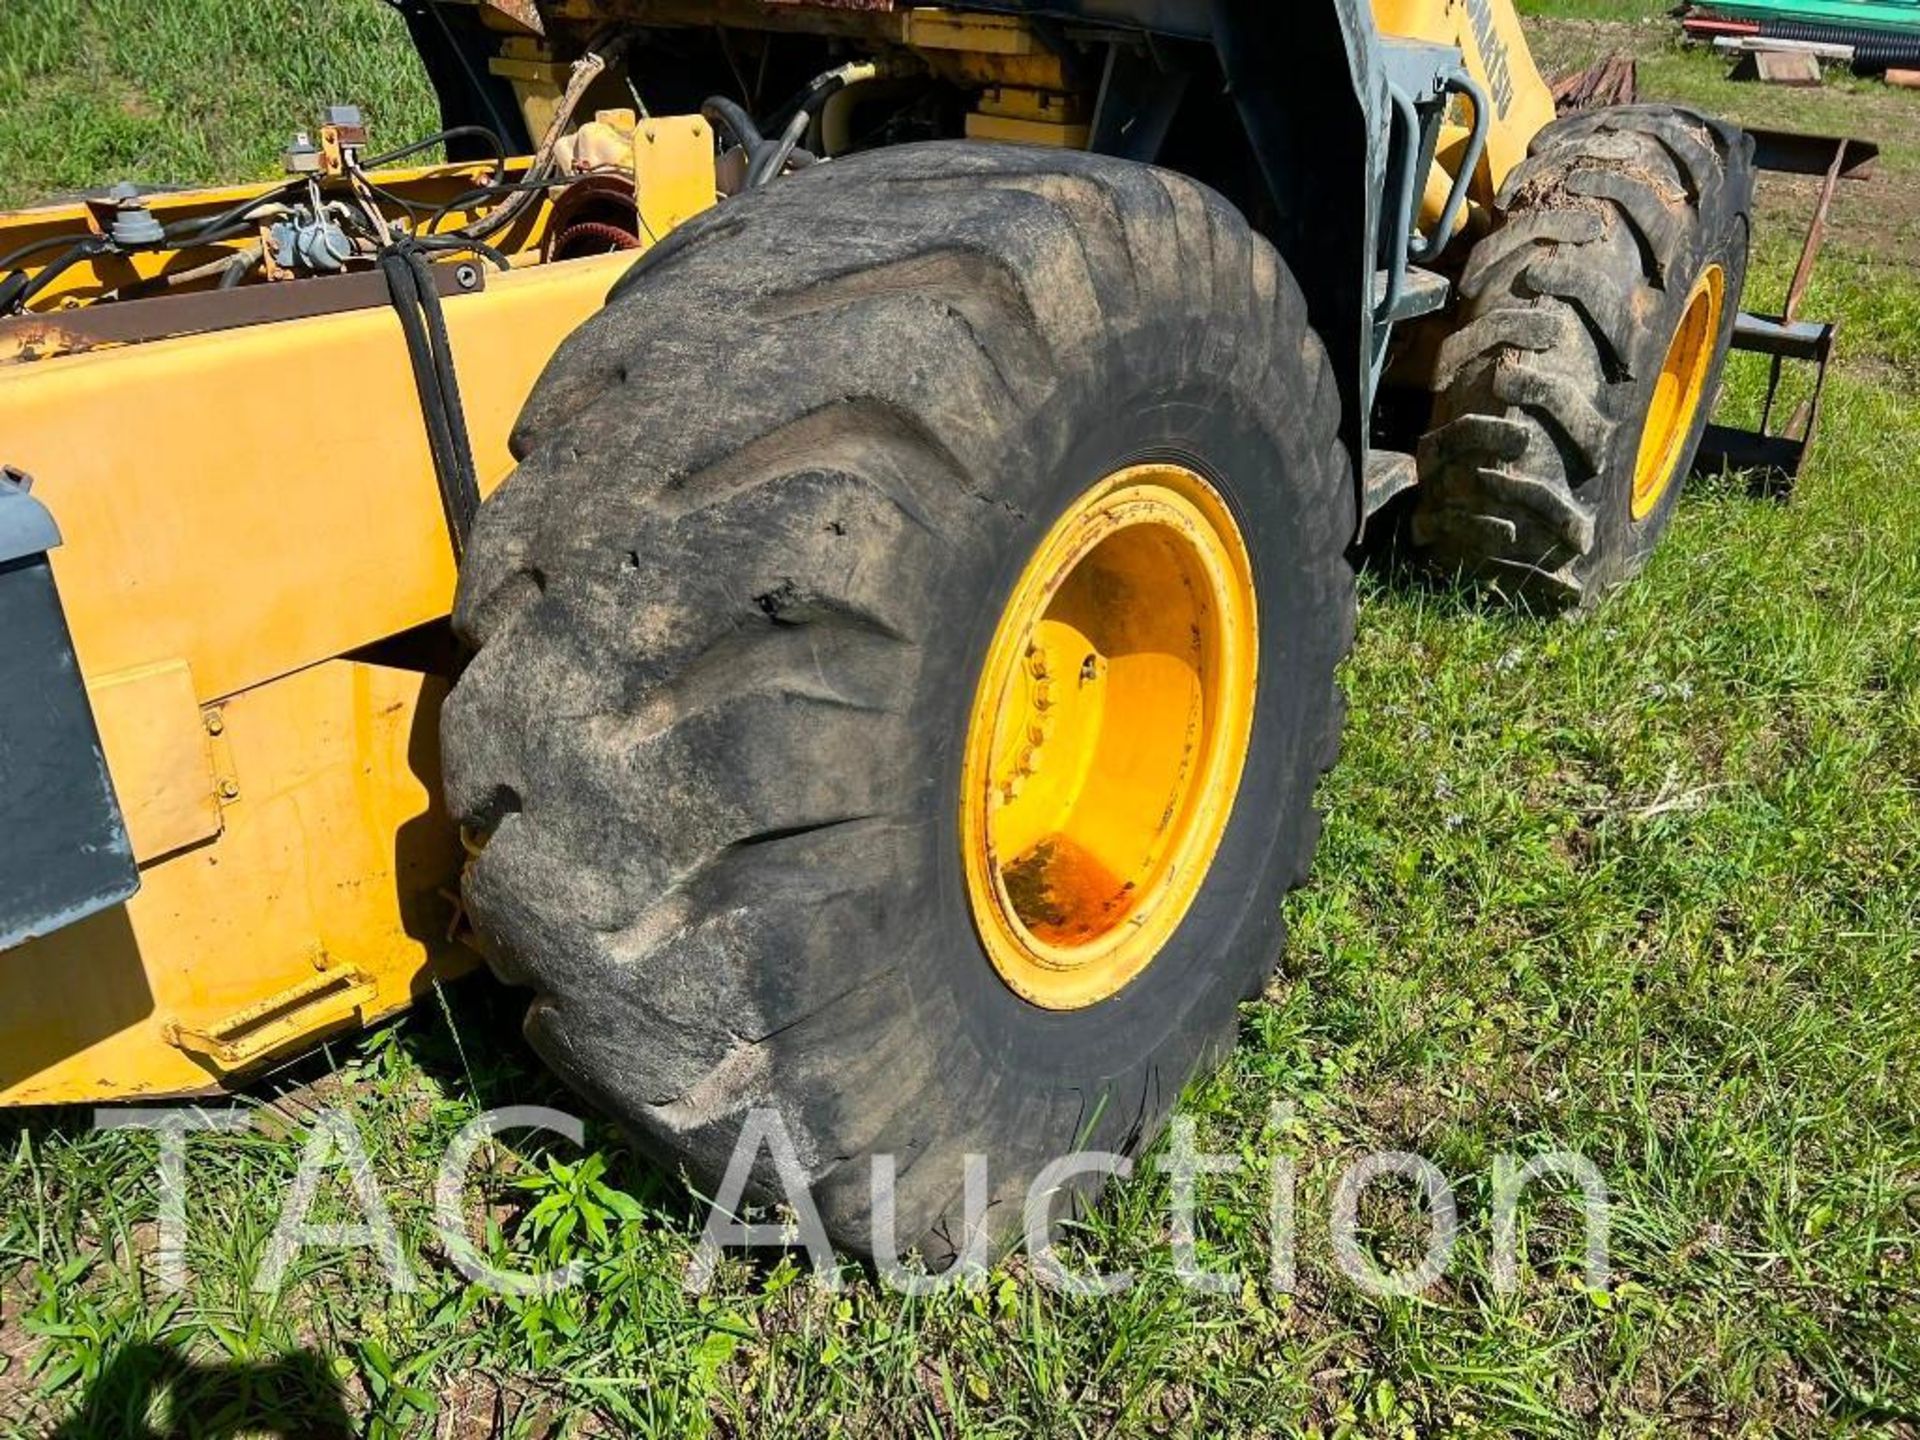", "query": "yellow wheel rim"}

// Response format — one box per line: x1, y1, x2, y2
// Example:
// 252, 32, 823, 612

960, 463, 1258, 1011
1631, 264, 1726, 522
